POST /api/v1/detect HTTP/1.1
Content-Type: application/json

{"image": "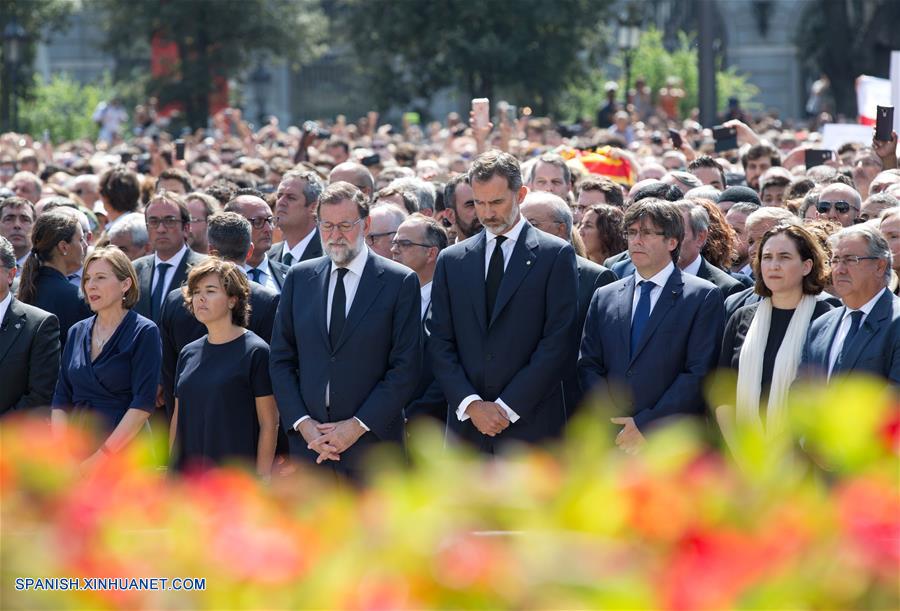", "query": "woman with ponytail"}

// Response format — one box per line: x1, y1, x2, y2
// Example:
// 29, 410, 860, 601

16, 211, 91, 347
718, 224, 832, 441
